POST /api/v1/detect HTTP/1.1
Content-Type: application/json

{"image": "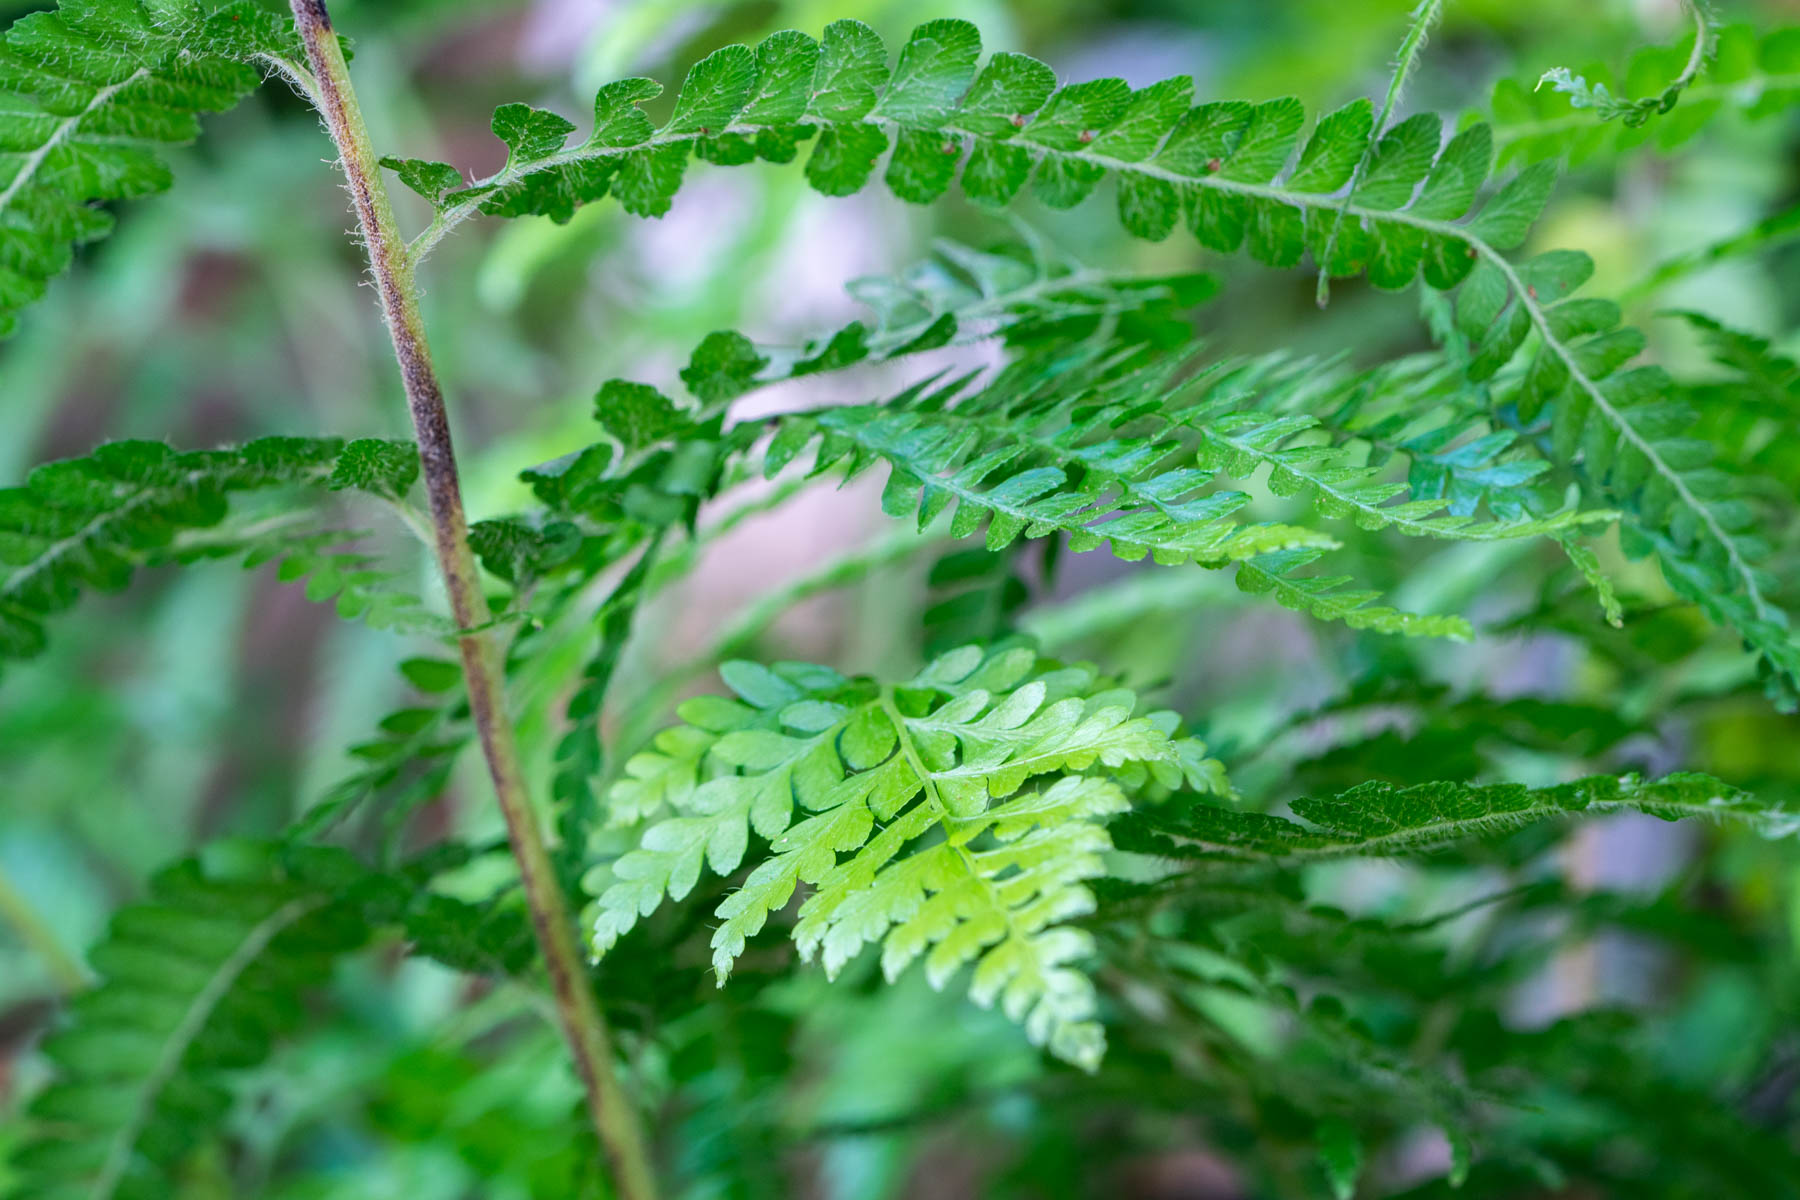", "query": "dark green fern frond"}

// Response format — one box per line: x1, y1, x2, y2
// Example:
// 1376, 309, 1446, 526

405, 16, 1554, 298
0, 0, 301, 335
0, 437, 429, 668
1112, 771, 1799, 863
13, 843, 367, 1200
587, 642, 1214, 1068
1482, 22, 1800, 166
